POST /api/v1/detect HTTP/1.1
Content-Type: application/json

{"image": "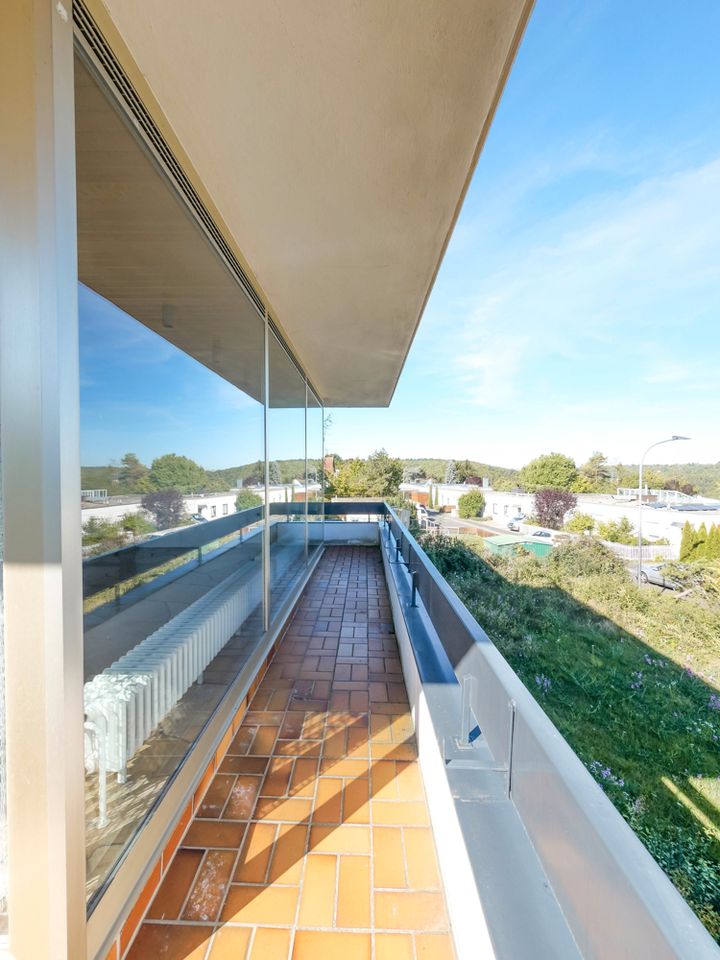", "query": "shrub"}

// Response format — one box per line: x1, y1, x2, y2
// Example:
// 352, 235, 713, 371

565, 512, 595, 534
235, 489, 263, 512
548, 538, 627, 579
533, 488, 577, 529
457, 488, 486, 519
